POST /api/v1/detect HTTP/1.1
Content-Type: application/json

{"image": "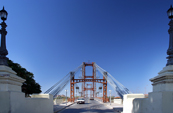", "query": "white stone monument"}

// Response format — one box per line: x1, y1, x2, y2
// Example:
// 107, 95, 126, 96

0, 63, 53, 113
132, 66, 173, 113
132, 5, 173, 113
0, 7, 53, 113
